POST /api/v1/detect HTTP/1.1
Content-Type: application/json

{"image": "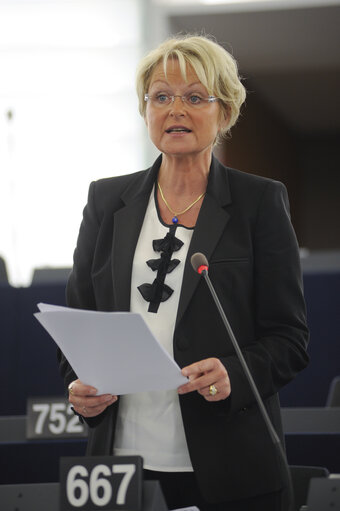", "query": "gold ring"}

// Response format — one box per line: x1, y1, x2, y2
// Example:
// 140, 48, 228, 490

82, 406, 87, 414
68, 383, 74, 395
209, 384, 217, 396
